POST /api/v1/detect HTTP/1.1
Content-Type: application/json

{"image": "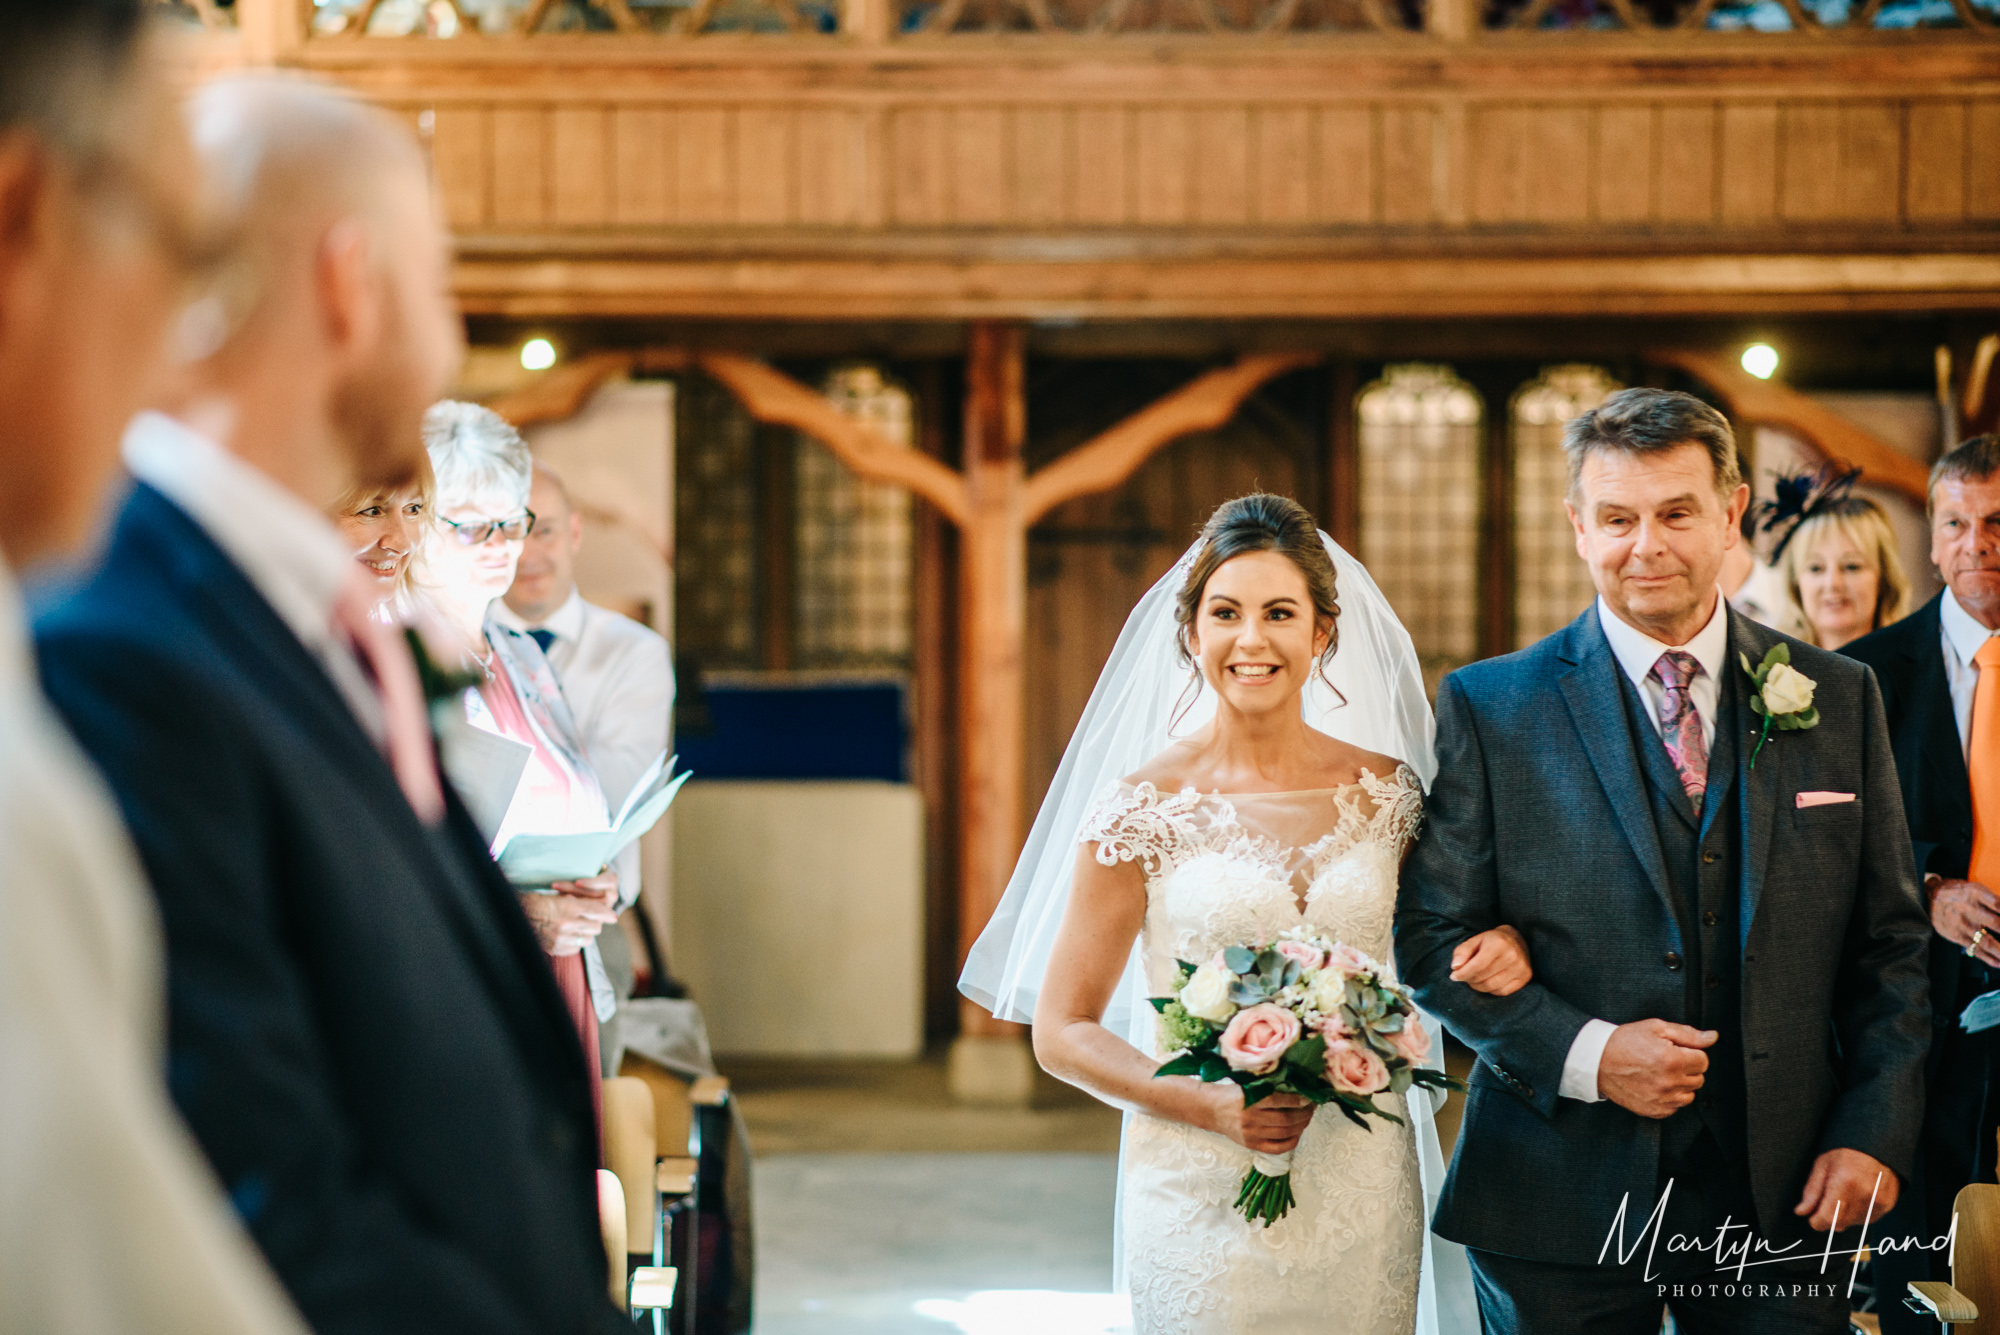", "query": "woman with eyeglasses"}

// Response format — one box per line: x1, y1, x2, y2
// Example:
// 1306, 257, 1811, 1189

419, 400, 620, 1114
